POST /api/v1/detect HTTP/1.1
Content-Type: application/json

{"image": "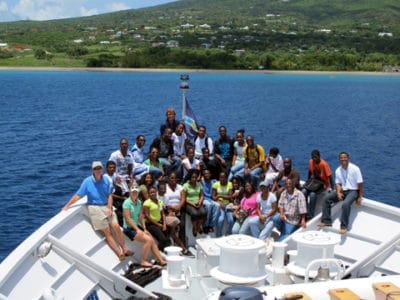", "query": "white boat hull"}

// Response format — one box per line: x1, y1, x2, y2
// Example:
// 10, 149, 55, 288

1, 196, 400, 300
